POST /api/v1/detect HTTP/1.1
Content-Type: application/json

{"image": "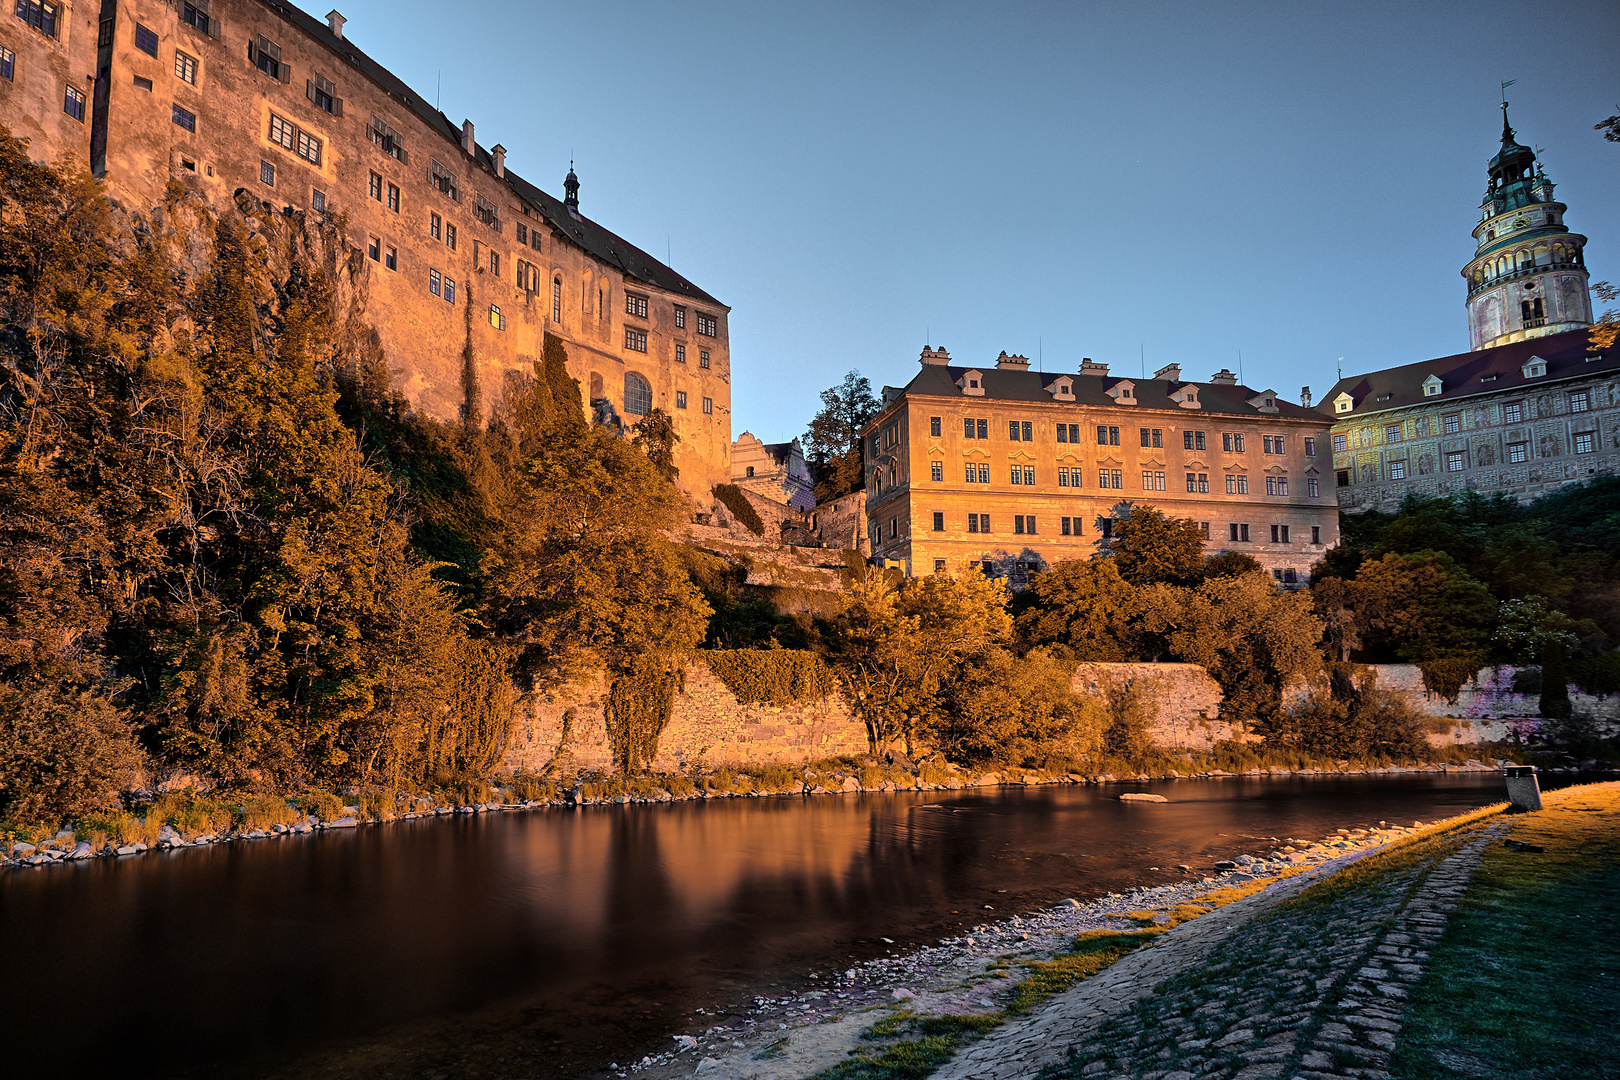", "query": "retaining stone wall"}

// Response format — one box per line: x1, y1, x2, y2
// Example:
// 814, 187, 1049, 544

1069, 662, 1244, 750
